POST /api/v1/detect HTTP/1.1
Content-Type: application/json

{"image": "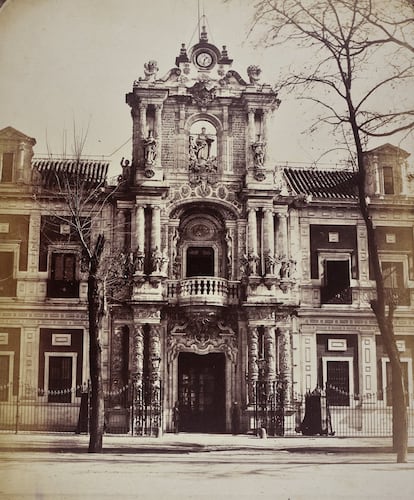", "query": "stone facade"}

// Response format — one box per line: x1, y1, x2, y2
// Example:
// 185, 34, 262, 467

0, 28, 413, 434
